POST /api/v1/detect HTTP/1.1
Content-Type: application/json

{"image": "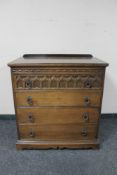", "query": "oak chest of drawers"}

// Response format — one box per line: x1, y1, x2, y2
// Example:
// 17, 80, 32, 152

8, 54, 108, 149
